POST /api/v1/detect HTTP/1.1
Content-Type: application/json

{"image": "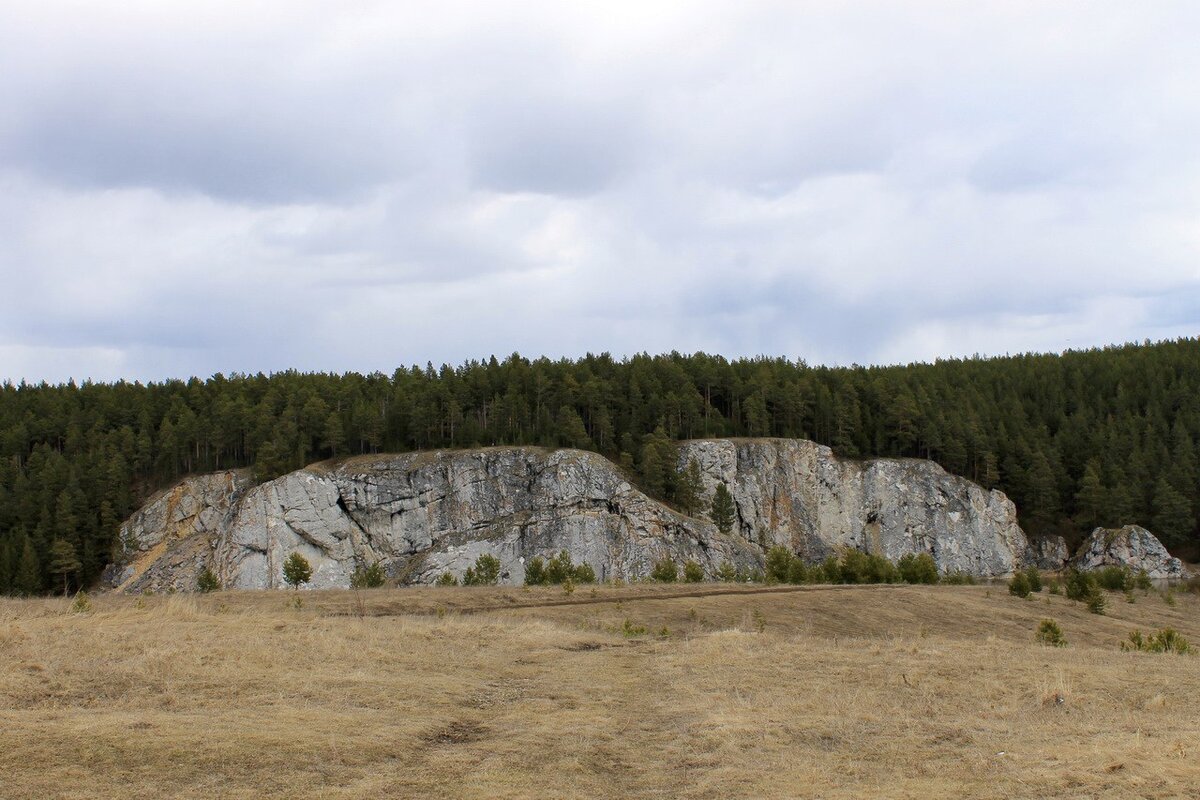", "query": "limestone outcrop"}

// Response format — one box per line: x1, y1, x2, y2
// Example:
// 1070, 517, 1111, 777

107, 439, 1042, 592
1071, 525, 1189, 579
677, 439, 1028, 576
